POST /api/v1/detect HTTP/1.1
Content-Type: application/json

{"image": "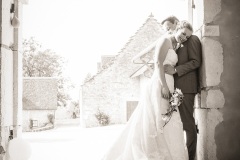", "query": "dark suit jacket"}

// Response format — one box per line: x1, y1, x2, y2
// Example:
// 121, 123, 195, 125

174, 35, 202, 94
